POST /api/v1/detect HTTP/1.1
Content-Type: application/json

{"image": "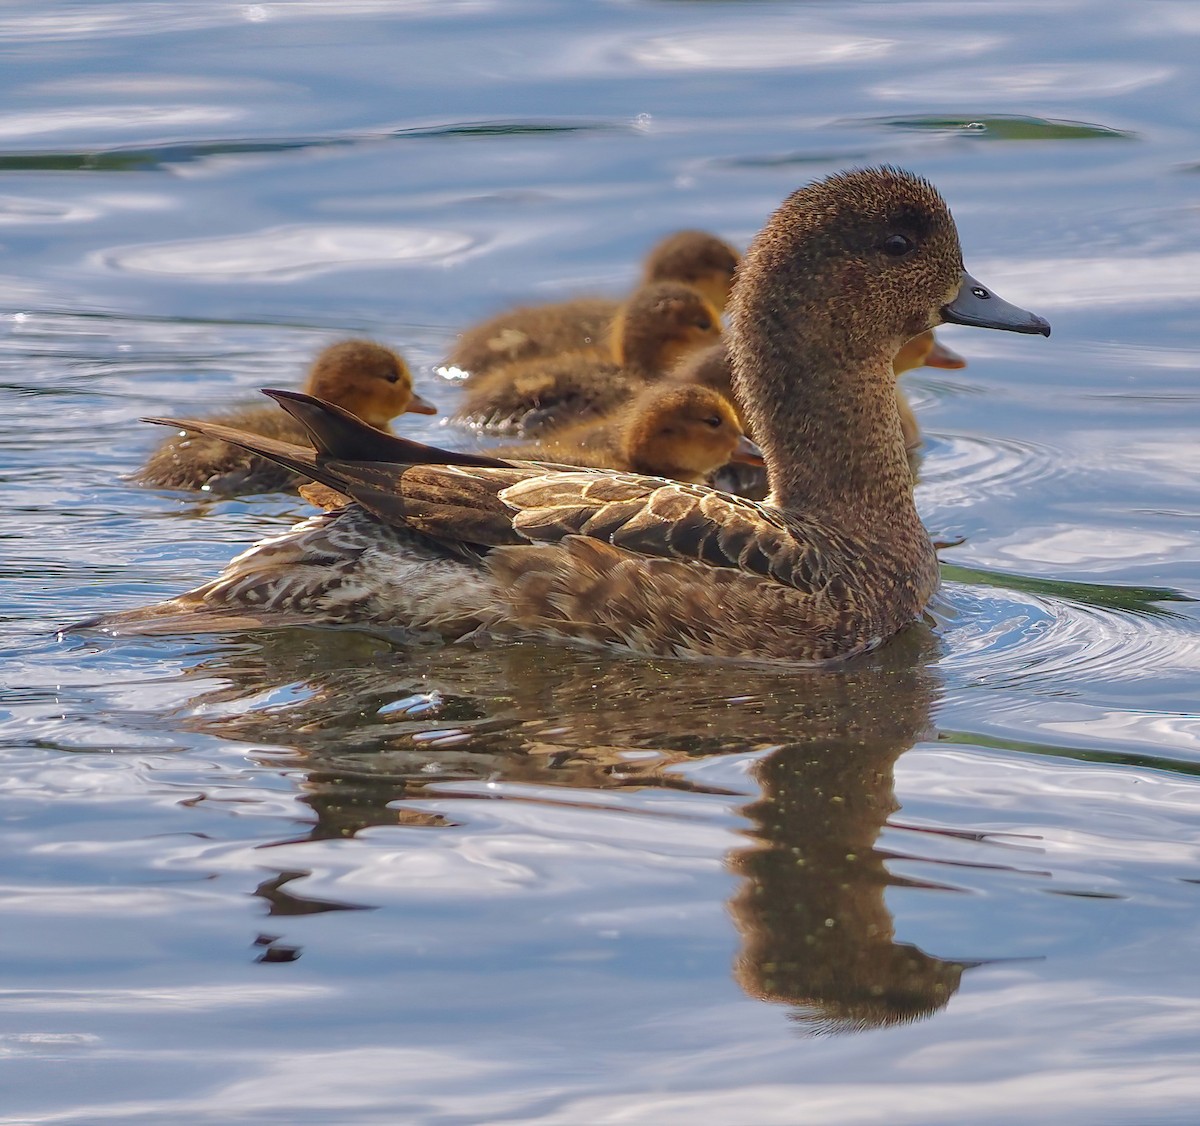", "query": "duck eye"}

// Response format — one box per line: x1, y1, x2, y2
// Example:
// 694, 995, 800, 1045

384, 370, 400, 383
694, 316, 713, 331
703, 415, 722, 429
881, 233, 915, 257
